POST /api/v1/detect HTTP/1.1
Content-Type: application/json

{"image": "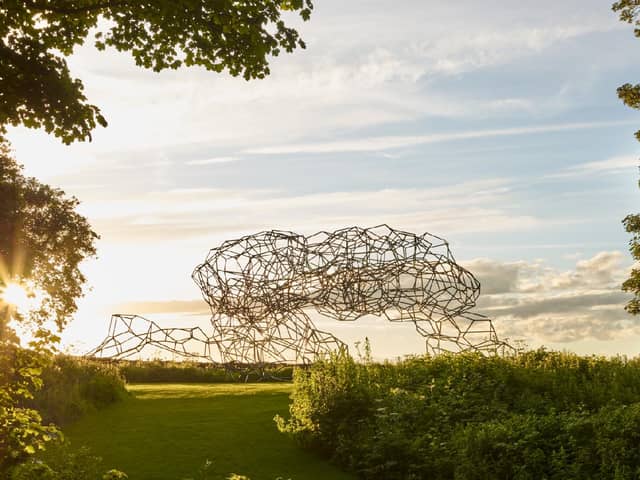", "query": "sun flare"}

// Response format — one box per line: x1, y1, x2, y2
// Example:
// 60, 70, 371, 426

2, 282, 32, 313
